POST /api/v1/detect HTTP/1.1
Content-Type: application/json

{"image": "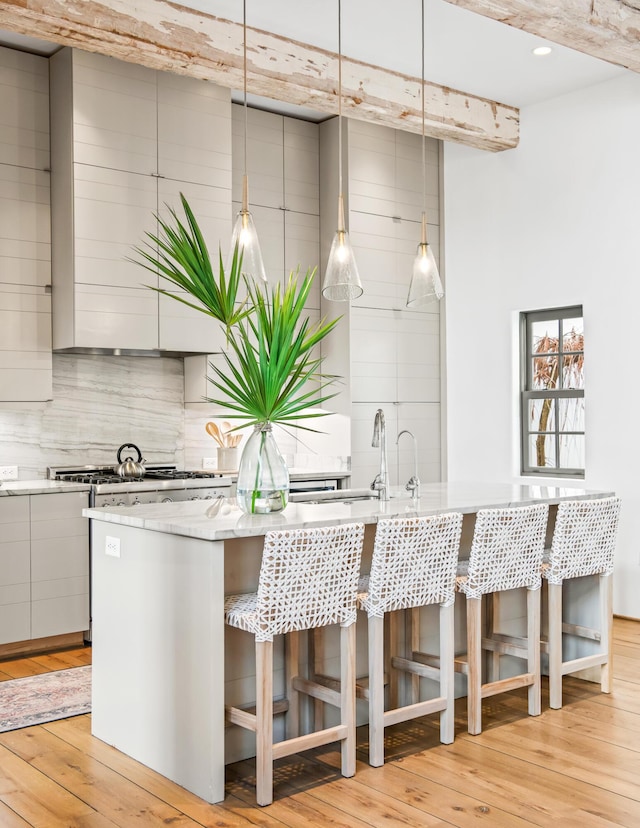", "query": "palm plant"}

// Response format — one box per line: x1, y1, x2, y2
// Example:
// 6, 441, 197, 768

131, 194, 341, 513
